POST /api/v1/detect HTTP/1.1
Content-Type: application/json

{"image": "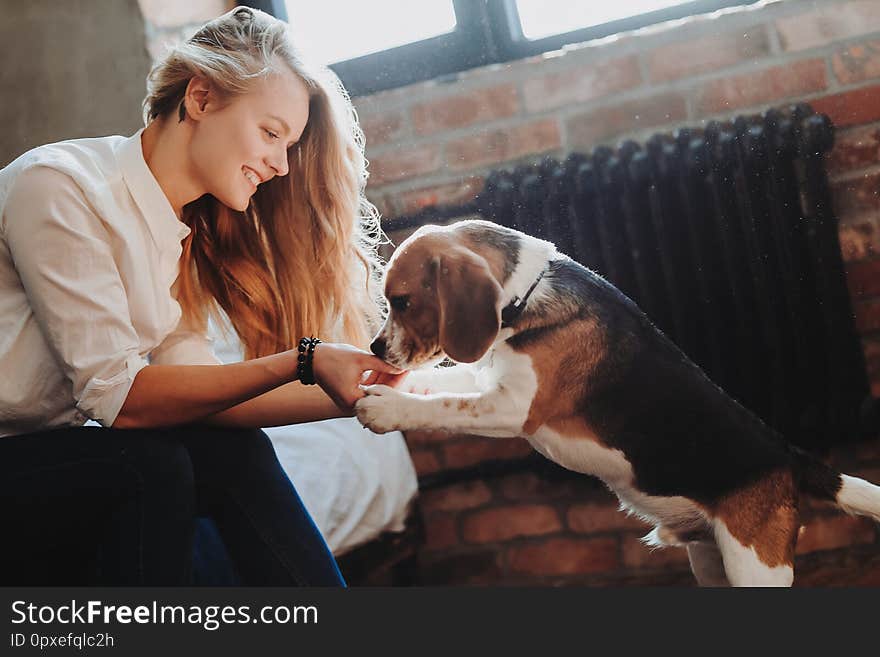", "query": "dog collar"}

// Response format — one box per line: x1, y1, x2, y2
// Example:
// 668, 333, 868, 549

501, 265, 549, 328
